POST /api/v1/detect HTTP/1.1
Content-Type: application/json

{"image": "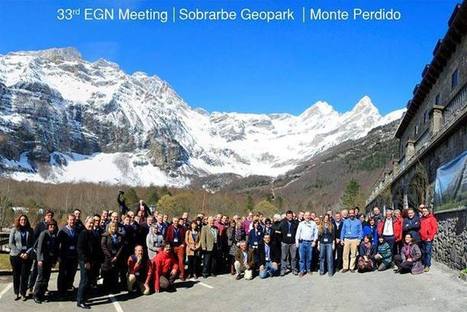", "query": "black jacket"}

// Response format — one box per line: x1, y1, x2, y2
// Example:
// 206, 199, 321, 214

77, 229, 99, 263
36, 230, 59, 263
101, 233, 125, 271
57, 226, 79, 260
278, 219, 298, 244
334, 220, 344, 241
257, 242, 281, 266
